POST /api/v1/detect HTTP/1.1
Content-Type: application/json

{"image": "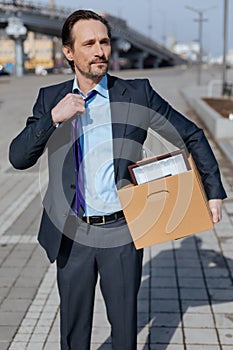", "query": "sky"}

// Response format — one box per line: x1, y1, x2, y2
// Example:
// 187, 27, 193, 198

53, 0, 233, 58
